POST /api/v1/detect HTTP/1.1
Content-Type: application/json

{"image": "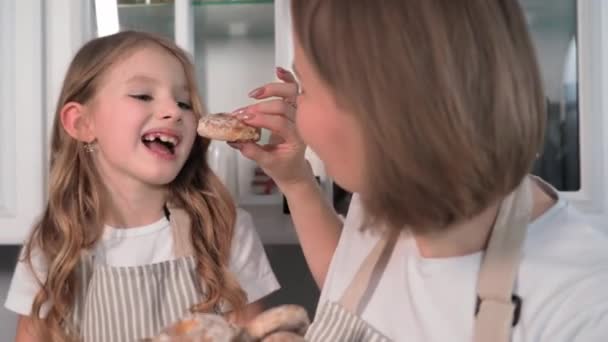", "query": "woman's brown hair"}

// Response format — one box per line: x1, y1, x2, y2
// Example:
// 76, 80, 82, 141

292, 0, 546, 233
23, 31, 246, 340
